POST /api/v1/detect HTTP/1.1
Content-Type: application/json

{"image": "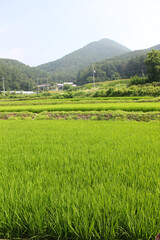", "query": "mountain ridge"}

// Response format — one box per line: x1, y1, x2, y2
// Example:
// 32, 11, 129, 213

36, 38, 131, 82
37, 38, 131, 70
76, 43, 160, 85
